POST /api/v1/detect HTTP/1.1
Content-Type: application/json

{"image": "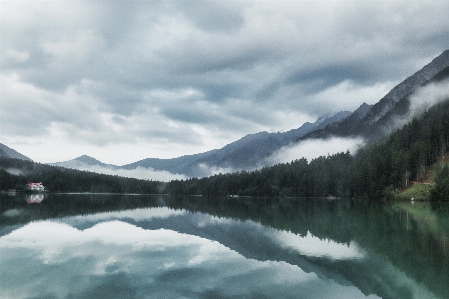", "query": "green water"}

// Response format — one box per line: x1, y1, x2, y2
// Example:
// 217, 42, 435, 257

1, 193, 448, 298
